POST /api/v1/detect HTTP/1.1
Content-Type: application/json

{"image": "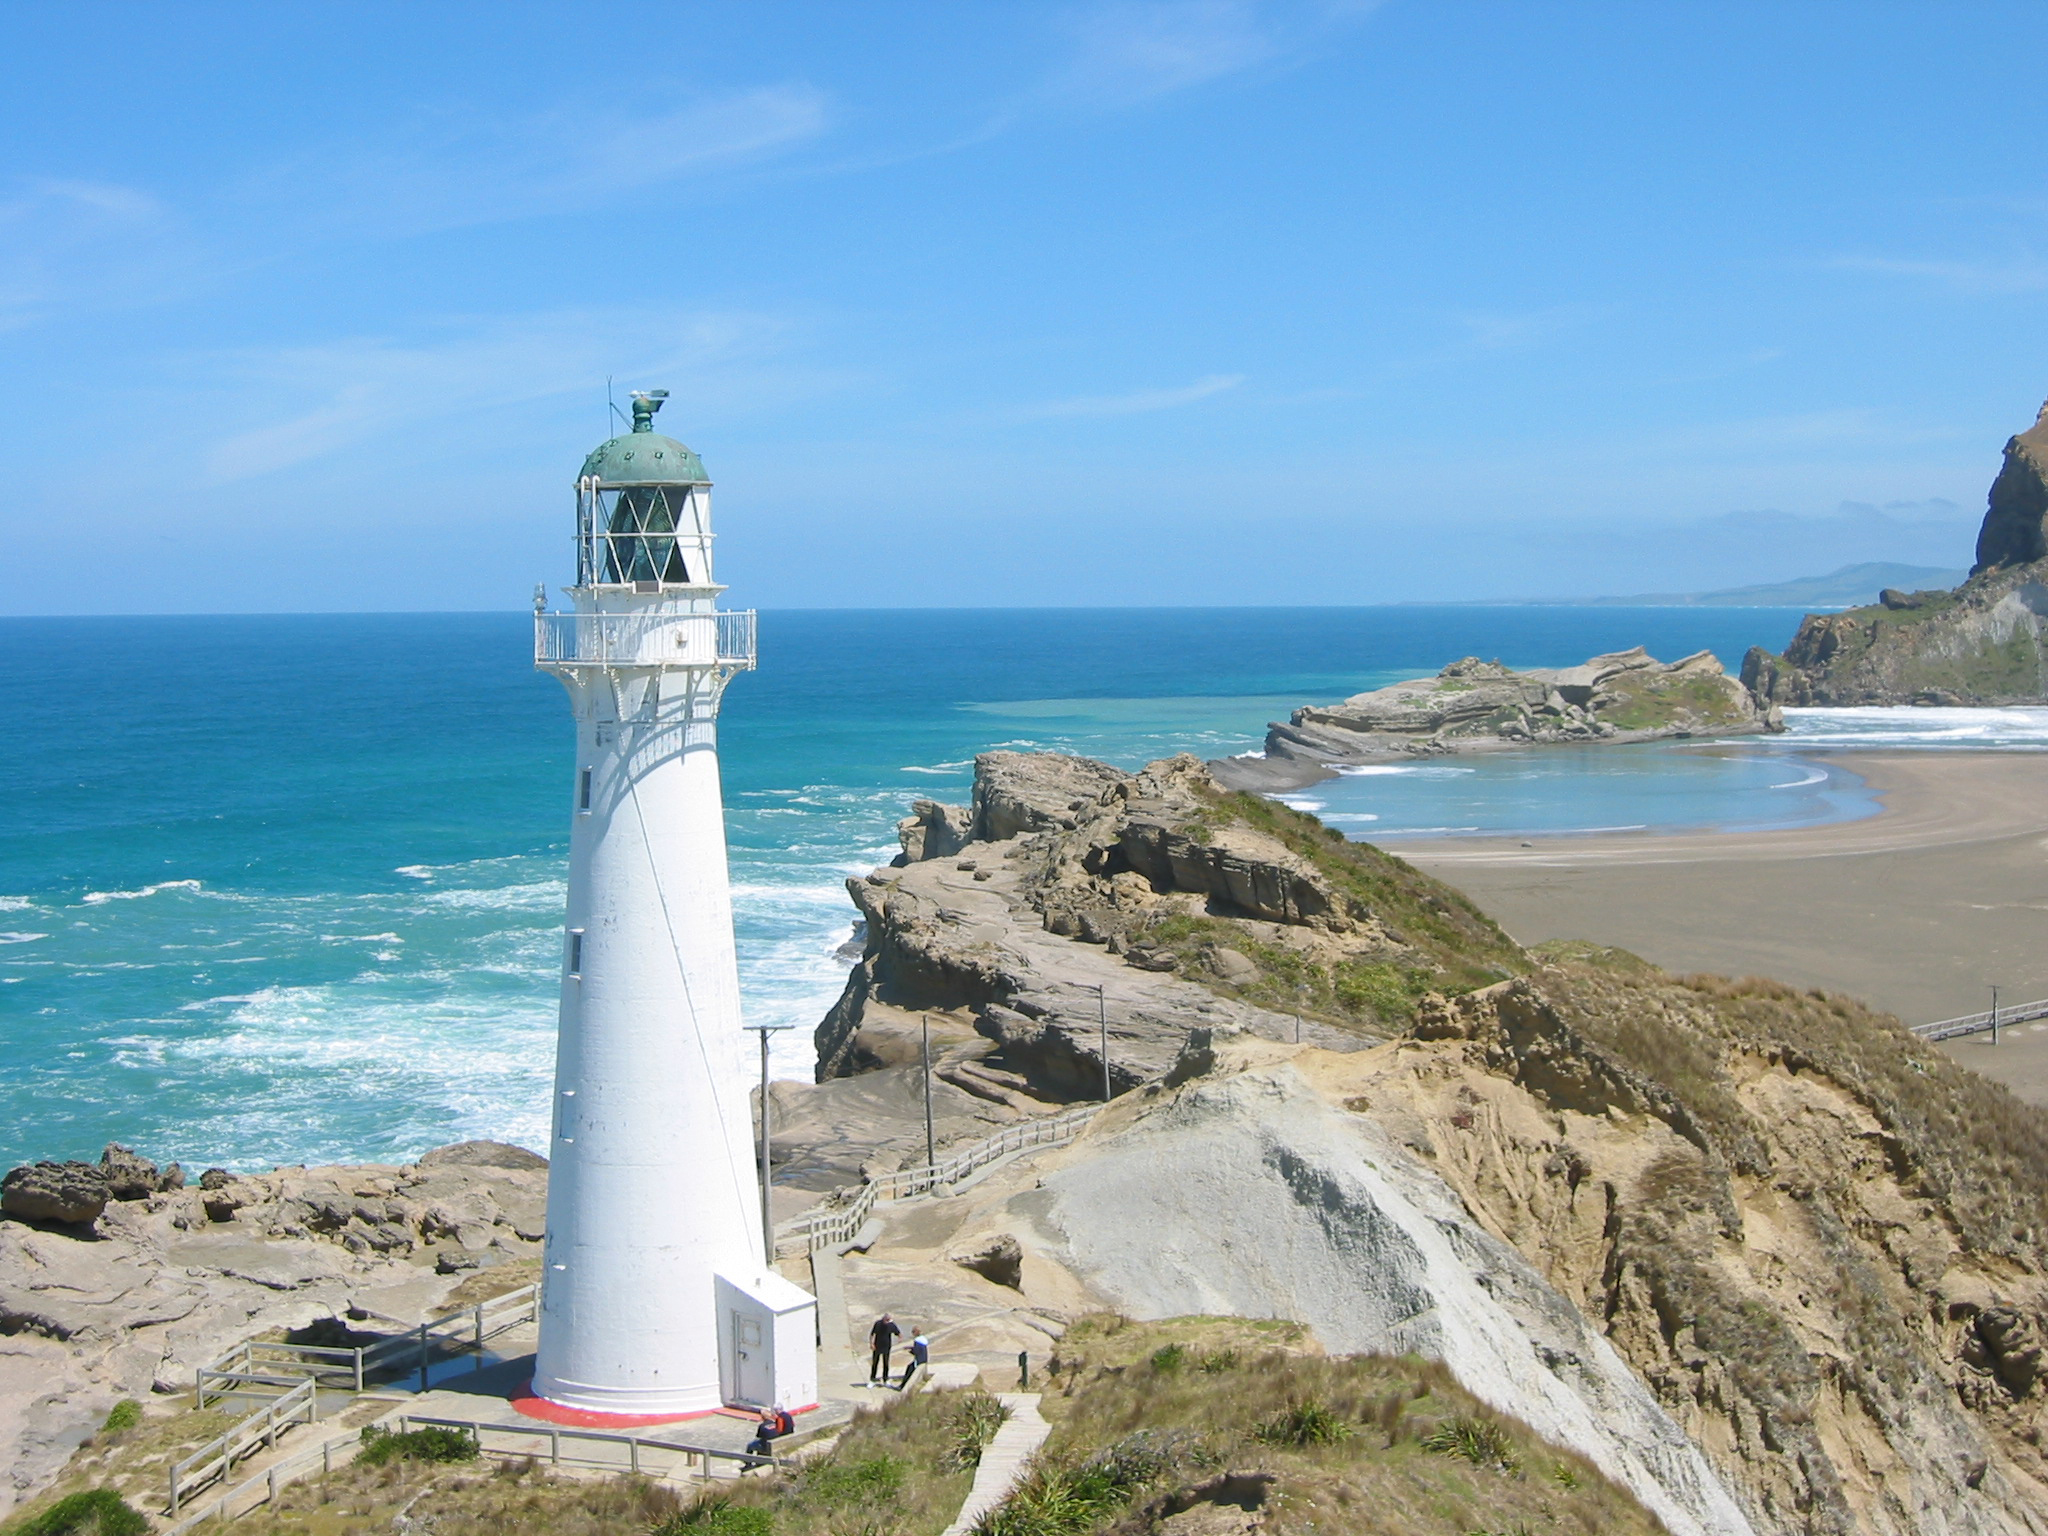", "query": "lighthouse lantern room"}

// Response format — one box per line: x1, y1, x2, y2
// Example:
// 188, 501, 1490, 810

531, 391, 817, 1419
